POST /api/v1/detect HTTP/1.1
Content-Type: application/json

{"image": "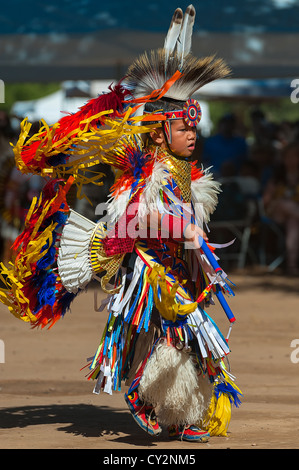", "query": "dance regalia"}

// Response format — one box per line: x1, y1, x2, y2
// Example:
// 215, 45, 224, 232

0, 4, 242, 437
78, 144, 241, 433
